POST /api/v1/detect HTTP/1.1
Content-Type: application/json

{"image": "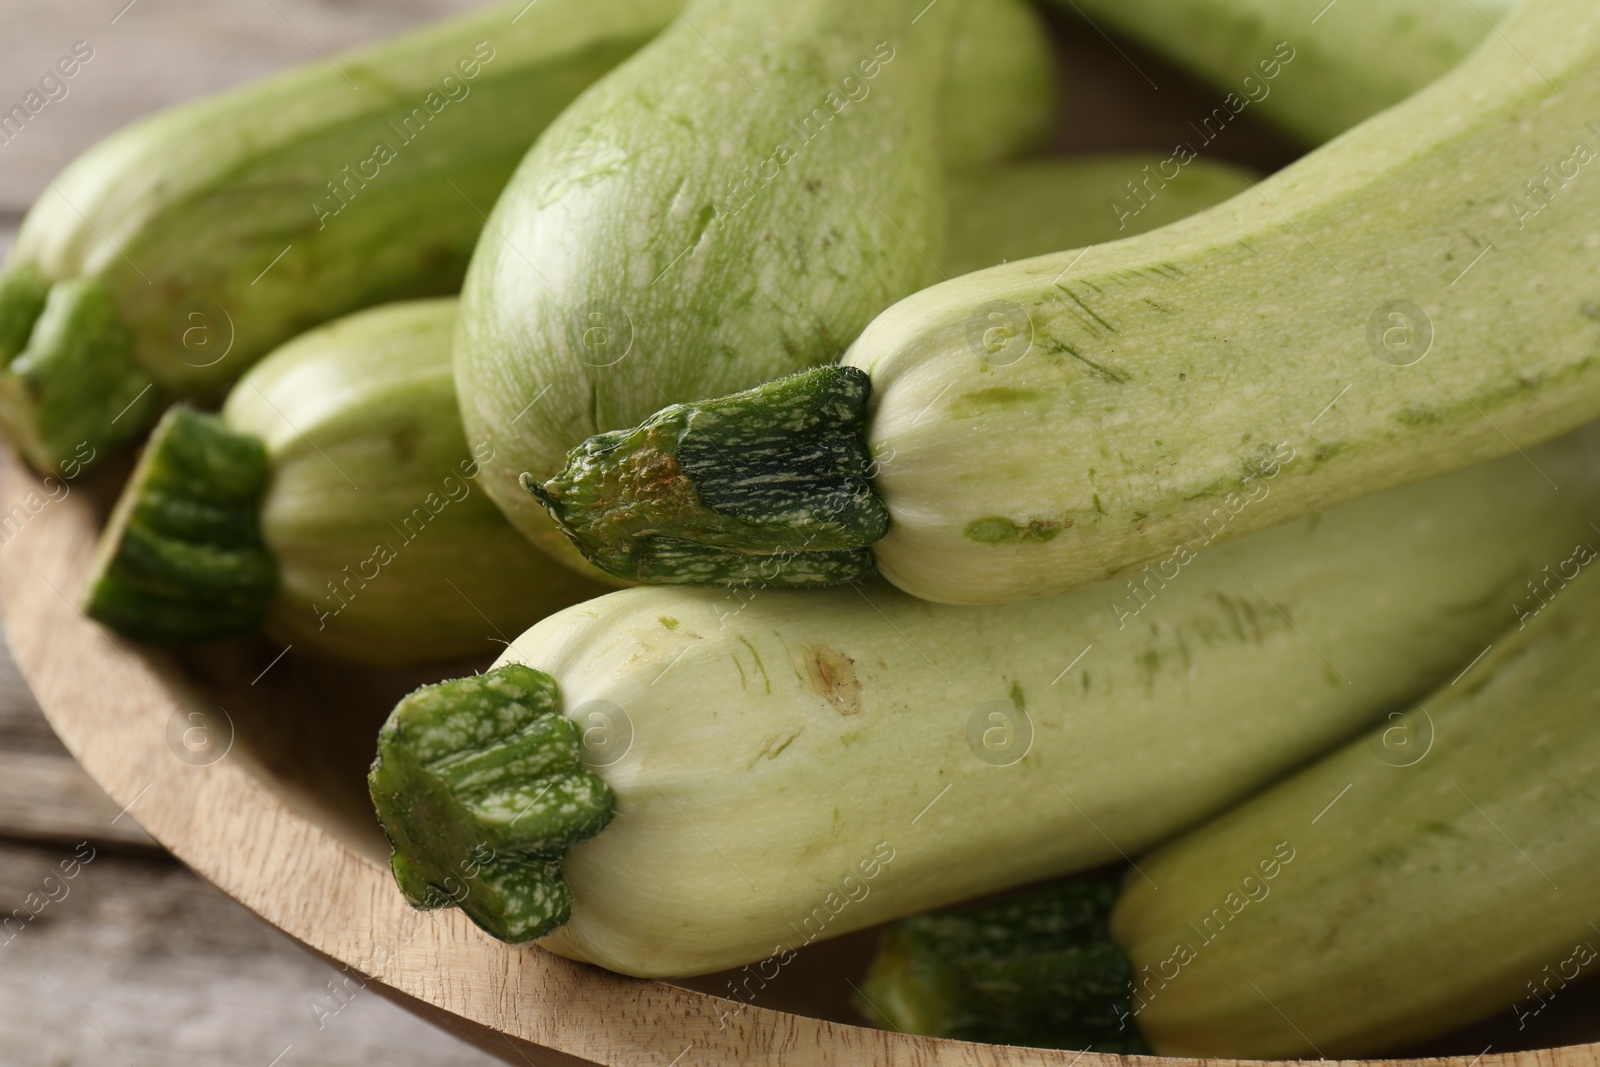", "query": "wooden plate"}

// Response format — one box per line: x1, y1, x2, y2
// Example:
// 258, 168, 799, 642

7, 16, 1600, 1065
